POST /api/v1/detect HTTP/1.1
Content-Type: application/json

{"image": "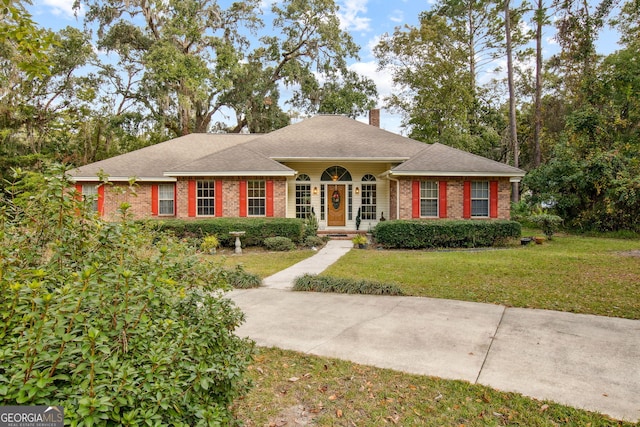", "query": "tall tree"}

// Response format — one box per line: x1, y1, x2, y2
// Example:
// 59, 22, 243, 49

84, 0, 262, 137
375, 13, 475, 147
227, 0, 365, 132
504, 0, 520, 201
83, 0, 367, 136
532, 0, 548, 167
